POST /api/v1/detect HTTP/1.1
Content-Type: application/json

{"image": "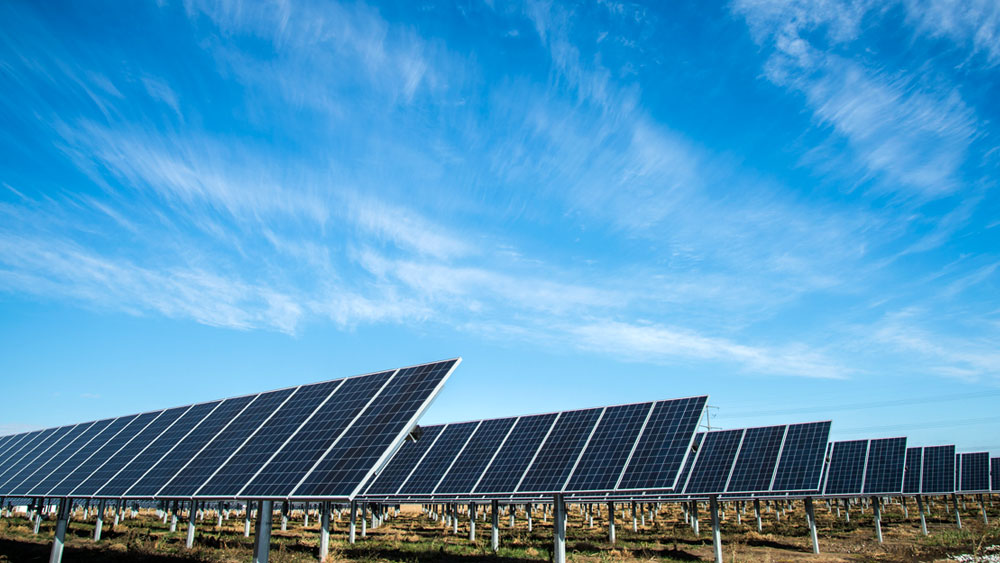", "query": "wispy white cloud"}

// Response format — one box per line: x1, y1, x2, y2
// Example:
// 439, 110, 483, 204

901, 0, 1000, 65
